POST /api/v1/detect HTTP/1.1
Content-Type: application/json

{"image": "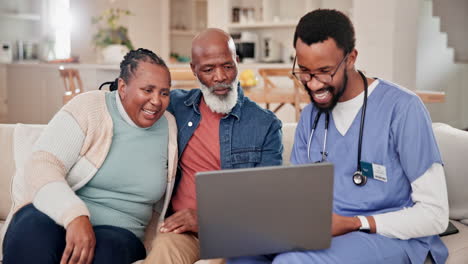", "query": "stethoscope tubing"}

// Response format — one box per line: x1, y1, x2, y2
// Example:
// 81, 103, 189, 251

306, 70, 369, 185
307, 111, 323, 160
